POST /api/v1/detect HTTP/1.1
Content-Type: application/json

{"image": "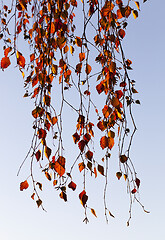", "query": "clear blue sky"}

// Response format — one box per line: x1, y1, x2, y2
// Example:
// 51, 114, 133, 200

0, 1, 165, 239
